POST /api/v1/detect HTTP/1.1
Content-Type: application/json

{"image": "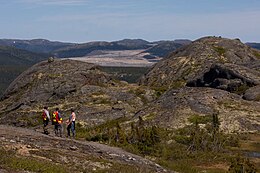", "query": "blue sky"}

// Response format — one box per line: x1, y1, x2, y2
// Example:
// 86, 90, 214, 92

0, 0, 259, 43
